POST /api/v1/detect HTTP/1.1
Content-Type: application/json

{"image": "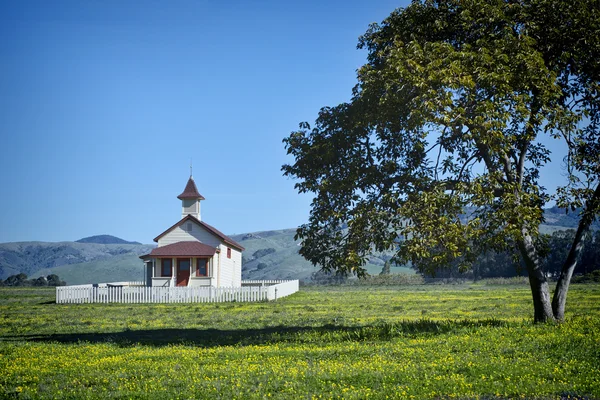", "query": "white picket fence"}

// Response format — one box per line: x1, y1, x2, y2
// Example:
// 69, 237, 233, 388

55, 280, 299, 304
